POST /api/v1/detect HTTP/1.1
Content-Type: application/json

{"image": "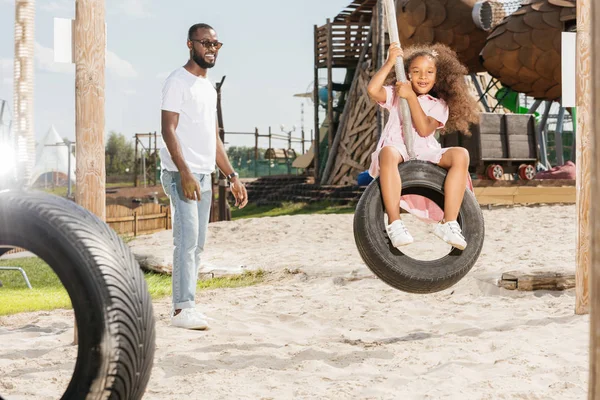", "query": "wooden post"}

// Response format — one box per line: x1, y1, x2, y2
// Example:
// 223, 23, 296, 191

287, 131, 292, 175
313, 24, 320, 181
134, 135, 139, 187
301, 103, 306, 154
215, 76, 230, 222
268, 127, 272, 176
326, 19, 334, 157
254, 127, 259, 177
588, 0, 600, 396
74, 0, 105, 346
74, 0, 106, 221
576, 0, 591, 315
